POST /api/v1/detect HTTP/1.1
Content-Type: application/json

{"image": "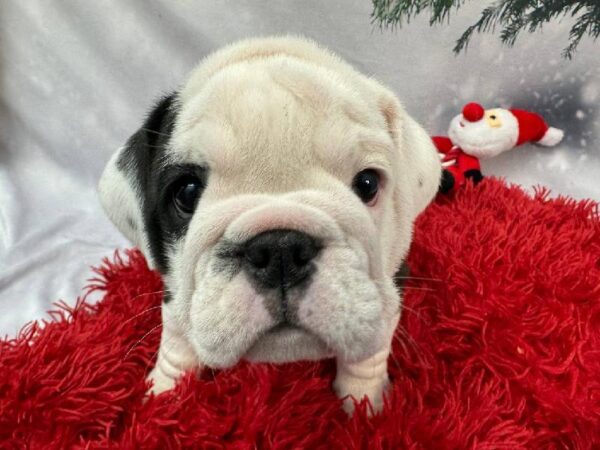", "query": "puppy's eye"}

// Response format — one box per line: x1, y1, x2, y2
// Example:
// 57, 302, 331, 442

172, 176, 202, 216
352, 169, 380, 205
